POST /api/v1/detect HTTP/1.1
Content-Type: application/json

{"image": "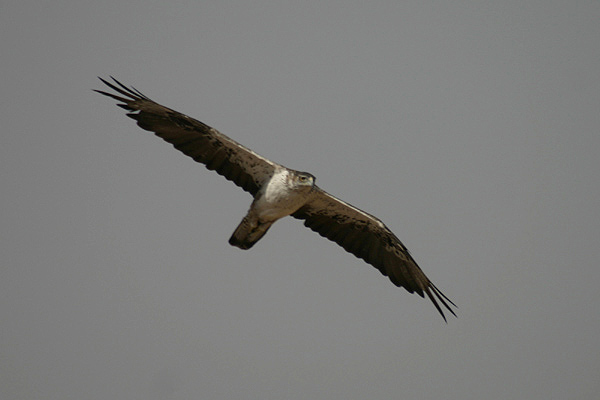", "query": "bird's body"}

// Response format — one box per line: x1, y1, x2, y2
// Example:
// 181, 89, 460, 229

96, 77, 456, 320
255, 169, 315, 221
230, 169, 316, 249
